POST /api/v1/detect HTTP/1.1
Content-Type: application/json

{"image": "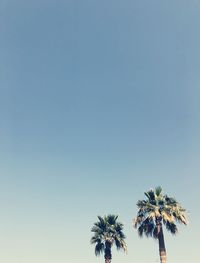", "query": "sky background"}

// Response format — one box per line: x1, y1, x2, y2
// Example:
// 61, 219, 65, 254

1, 0, 200, 262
